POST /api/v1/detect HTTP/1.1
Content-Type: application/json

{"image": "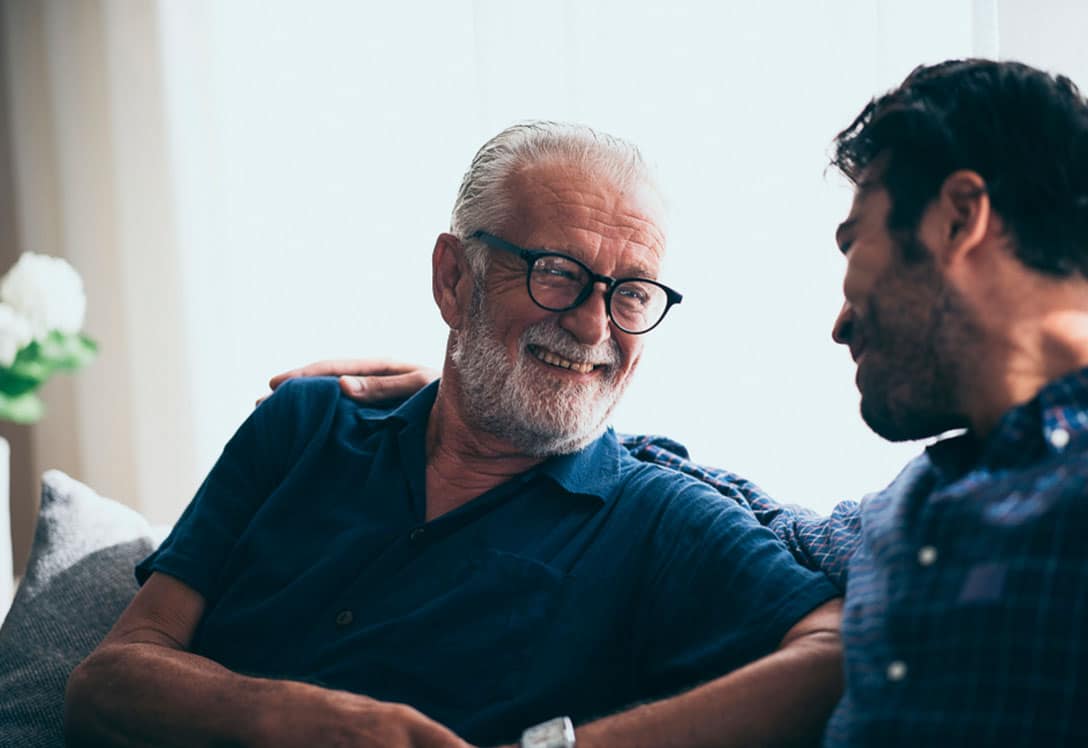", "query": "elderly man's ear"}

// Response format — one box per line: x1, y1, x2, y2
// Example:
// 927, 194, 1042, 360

432, 233, 476, 330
